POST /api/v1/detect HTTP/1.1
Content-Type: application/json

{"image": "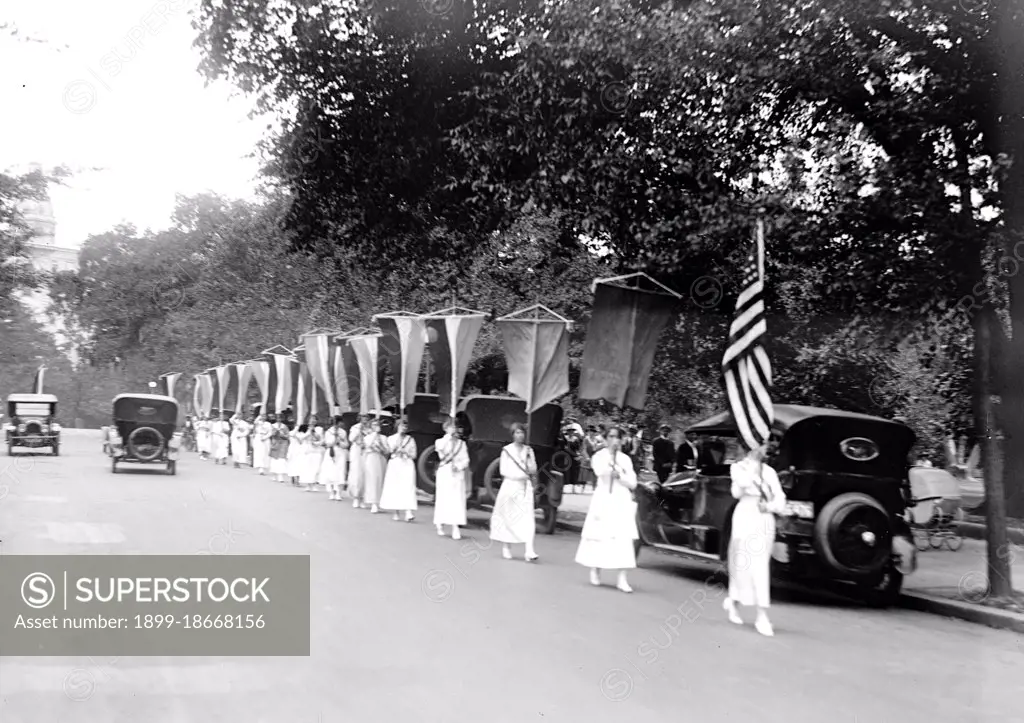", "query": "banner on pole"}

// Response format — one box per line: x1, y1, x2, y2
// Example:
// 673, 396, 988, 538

578, 275, 679, 410
497, 313, 570, 413
423, 309, 485, 417
374, 312, 427, 414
